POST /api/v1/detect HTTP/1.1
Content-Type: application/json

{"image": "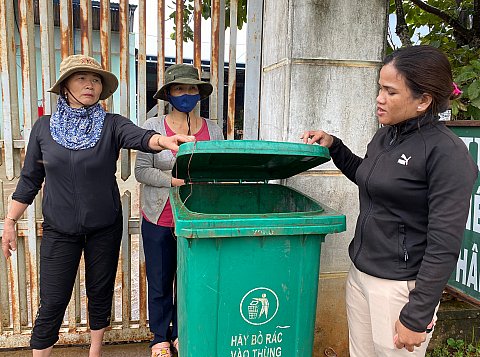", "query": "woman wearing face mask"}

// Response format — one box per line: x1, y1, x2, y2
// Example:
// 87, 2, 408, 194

1, 55, 193, 357
134, 64, 224, 357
